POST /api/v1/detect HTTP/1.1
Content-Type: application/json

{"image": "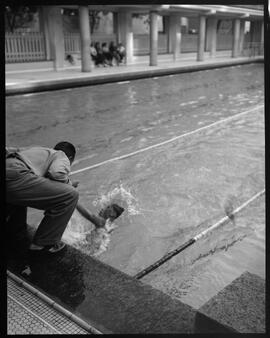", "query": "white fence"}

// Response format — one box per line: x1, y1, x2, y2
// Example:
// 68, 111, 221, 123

242, 42, 264, 57
64, 33, 117, 54
5, 31, 263, 63
5, 32, 46, 63
64, 33, 81, 54
5, 32, 118, 63
134, 34, 168, 55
